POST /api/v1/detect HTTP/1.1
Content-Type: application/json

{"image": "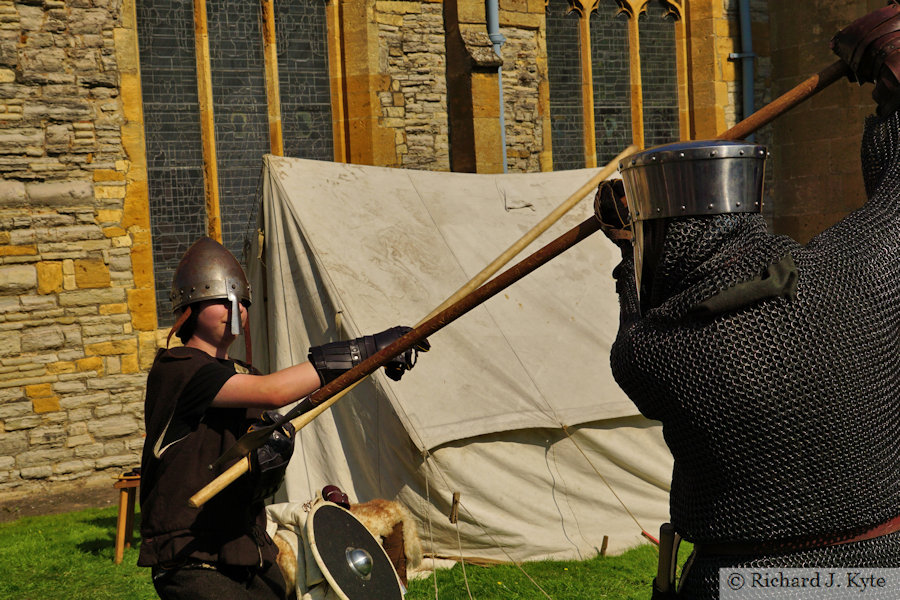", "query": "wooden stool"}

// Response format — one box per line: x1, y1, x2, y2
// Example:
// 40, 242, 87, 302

113, 470, 141, 564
